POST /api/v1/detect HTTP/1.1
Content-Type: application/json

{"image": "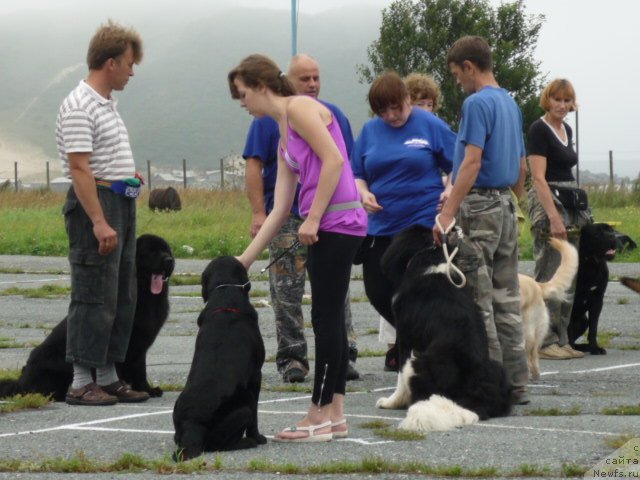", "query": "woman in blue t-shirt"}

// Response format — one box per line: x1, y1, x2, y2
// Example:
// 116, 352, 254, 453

351, 71, 455, 366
